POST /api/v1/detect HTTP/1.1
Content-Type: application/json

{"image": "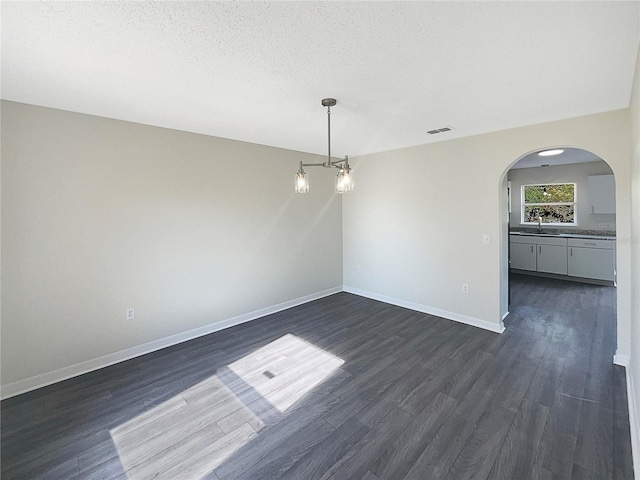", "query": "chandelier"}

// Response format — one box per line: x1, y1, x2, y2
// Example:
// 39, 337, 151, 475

295, 98, 353, 194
